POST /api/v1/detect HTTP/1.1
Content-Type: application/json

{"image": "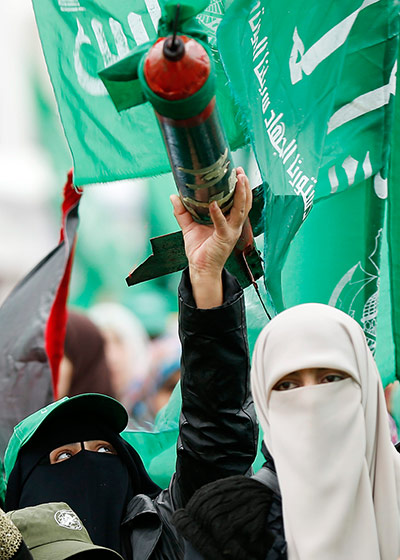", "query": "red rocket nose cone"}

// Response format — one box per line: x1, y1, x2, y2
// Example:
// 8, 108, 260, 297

144, 36, 210, 101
